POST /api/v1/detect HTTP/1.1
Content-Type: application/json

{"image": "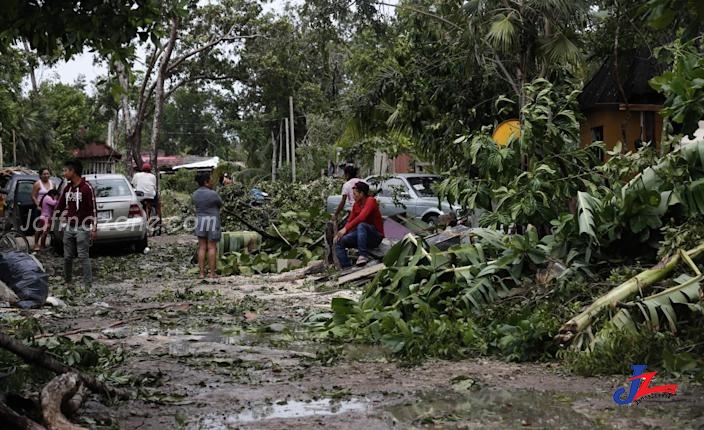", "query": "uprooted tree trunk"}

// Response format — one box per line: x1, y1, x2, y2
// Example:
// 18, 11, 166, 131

555, 242, 704, 346
0, 332, 130, 400
41, 373, 87, 430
